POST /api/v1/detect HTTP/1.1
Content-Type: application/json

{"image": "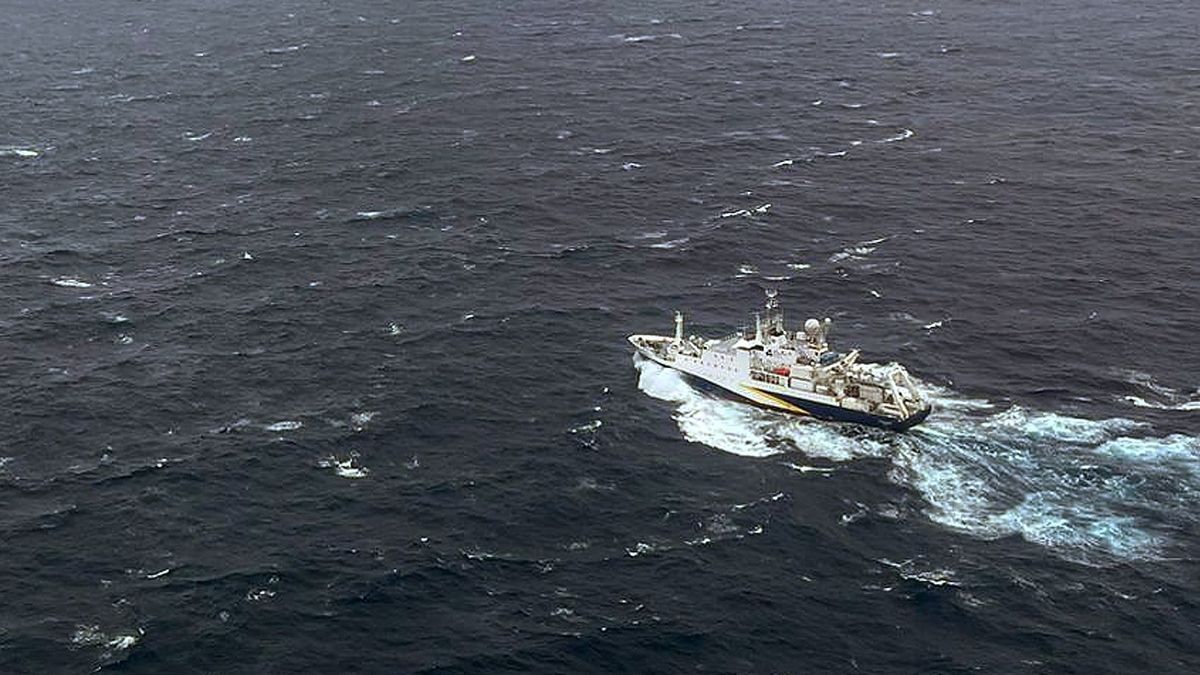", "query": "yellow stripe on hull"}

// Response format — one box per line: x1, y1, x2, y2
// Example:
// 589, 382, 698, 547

738, 385, 810, 415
